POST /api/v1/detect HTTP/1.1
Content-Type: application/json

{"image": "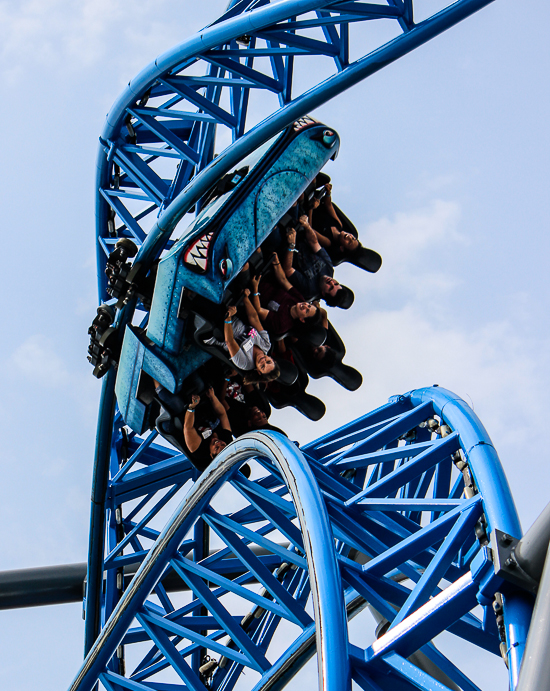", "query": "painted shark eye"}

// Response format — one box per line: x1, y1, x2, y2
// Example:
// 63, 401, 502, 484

322, 130, 336, 147
219, 258, 233, 278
